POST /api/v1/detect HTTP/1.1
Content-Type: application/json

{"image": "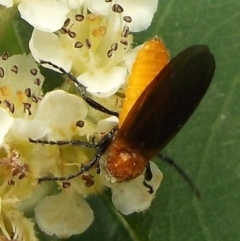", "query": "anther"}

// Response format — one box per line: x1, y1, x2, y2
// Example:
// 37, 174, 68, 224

2, 52, 9, 60
112, 4, 124, 13
30, 68, 38, 76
